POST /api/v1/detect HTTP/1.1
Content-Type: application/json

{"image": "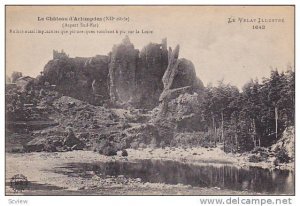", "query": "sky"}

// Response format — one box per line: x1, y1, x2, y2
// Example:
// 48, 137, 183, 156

6, 6, 294, 89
